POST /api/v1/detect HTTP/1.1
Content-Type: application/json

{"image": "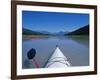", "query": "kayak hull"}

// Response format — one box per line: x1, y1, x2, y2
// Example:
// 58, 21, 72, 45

45, 47, 71, 68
